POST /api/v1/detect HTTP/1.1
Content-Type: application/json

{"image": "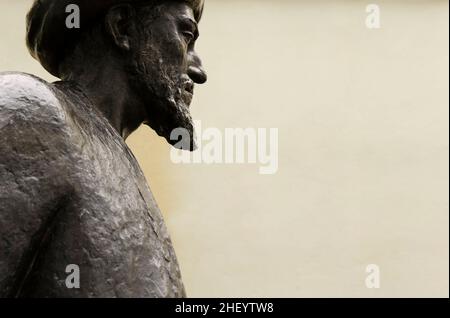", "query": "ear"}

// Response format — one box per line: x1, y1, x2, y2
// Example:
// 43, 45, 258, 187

104, 4, 136, 51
